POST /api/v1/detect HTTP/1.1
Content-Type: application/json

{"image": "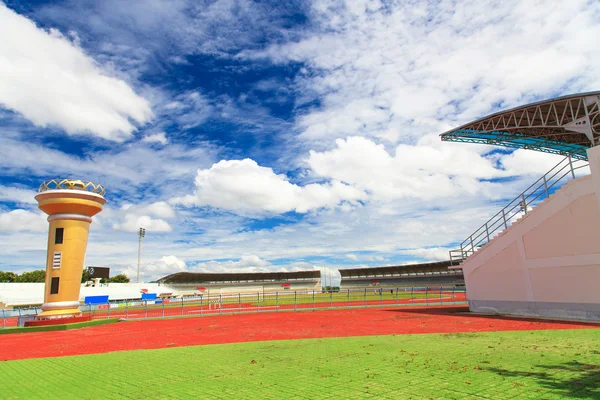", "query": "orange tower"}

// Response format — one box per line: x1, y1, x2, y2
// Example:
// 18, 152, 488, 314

35, 179, 106, 319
